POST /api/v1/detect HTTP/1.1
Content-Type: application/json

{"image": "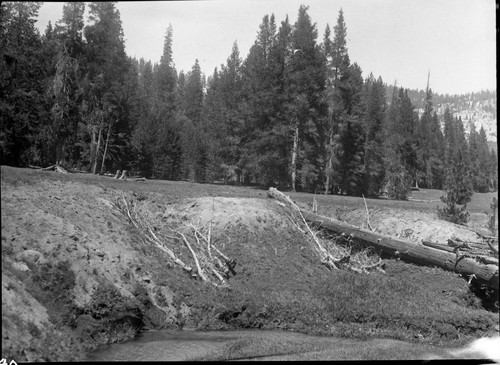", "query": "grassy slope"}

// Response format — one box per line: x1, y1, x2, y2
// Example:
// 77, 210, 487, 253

1, 166, 498, 361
